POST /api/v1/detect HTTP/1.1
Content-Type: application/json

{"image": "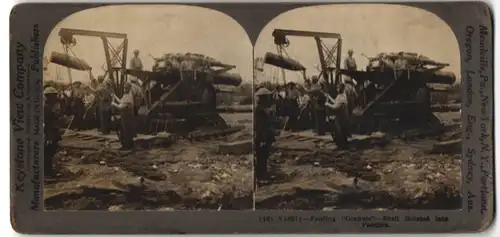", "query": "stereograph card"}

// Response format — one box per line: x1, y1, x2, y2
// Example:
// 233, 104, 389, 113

10, 1, 494, 234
